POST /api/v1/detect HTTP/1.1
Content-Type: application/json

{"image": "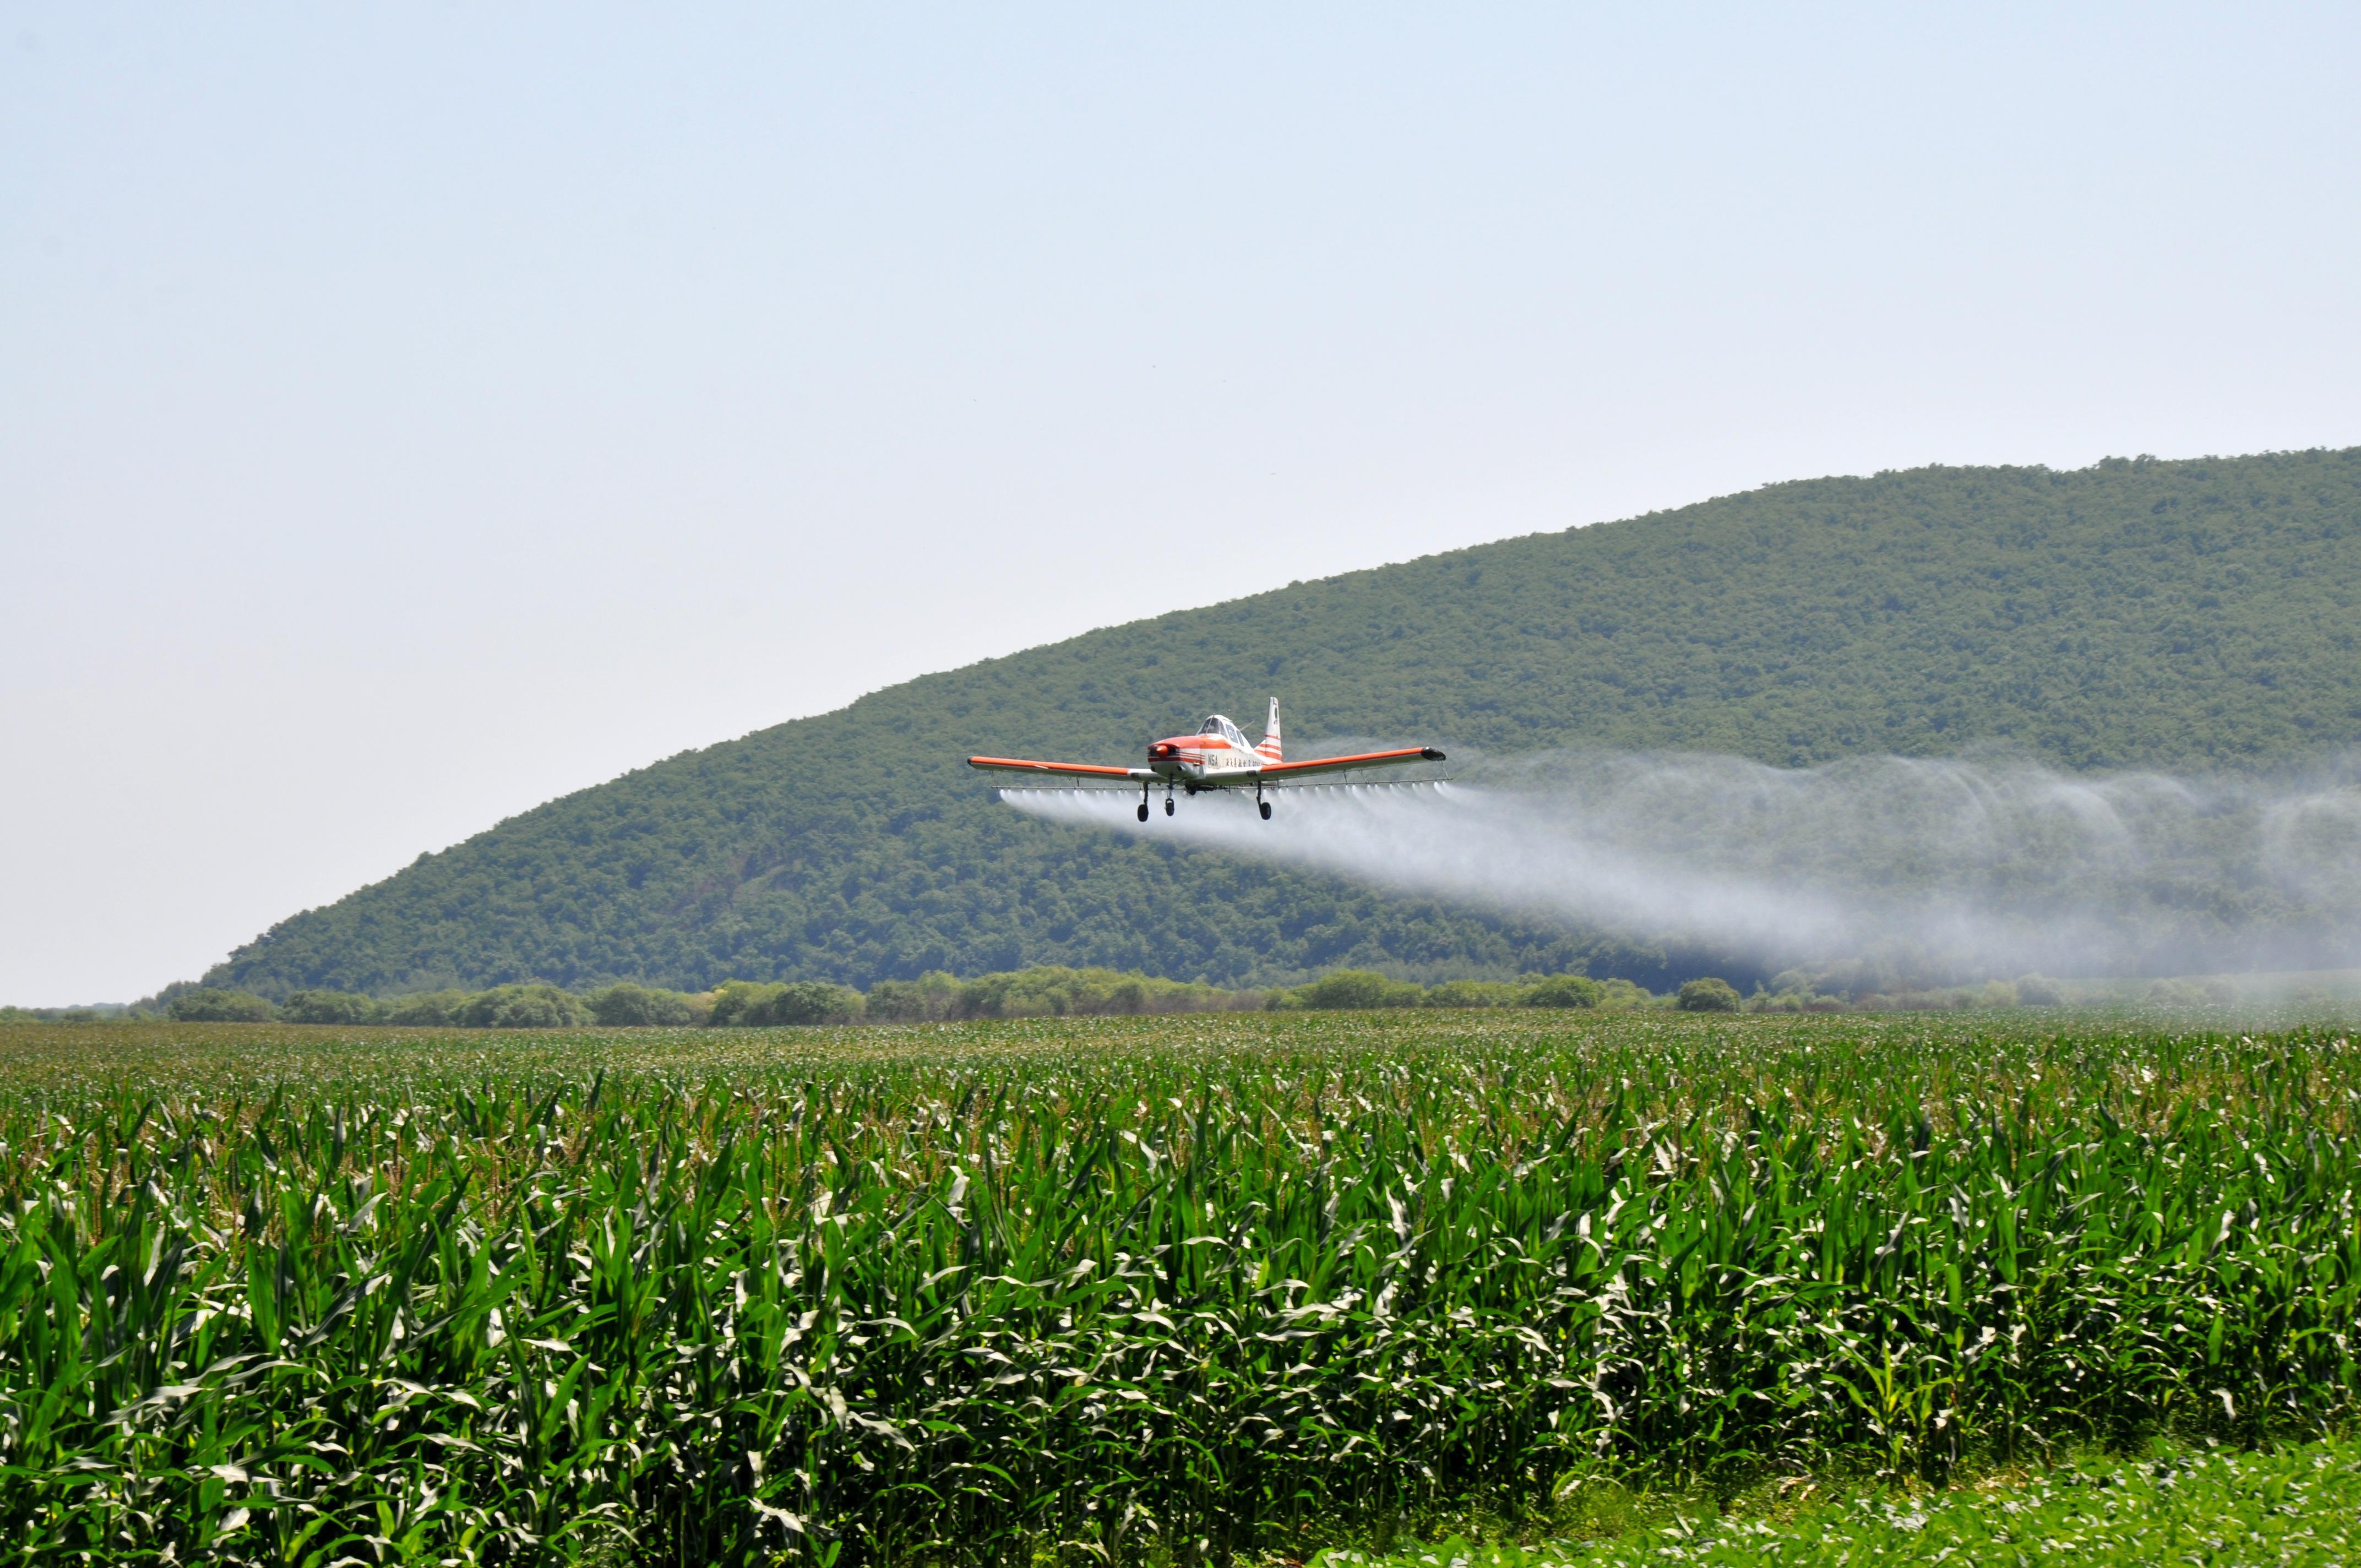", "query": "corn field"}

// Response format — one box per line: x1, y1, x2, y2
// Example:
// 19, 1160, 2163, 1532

0, 1012, 2356, 1565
